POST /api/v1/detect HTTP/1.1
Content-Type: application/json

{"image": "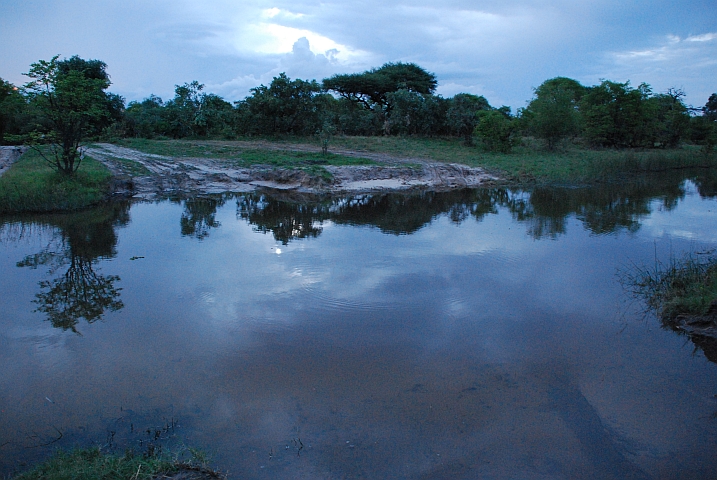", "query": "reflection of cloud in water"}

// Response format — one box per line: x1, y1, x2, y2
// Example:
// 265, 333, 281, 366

641, 182, 717, 243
